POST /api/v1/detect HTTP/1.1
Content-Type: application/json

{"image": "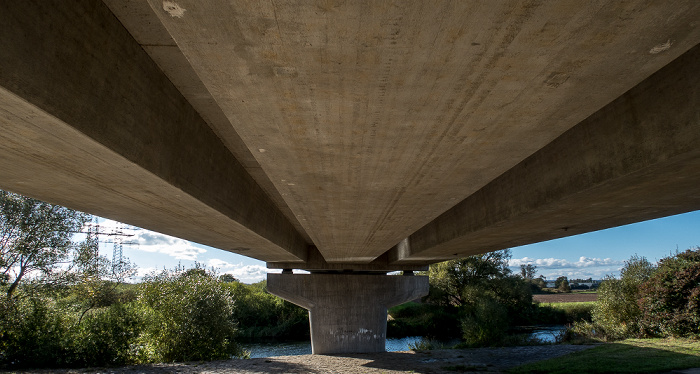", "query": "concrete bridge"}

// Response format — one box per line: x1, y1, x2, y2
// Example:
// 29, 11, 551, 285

1, 0, 699, 354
